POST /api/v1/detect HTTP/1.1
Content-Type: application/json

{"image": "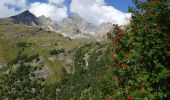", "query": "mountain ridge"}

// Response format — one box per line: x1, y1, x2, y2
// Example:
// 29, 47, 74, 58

0, 10, 113, 39
11, 10, 40, 26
